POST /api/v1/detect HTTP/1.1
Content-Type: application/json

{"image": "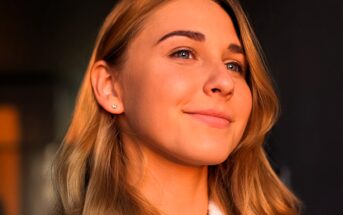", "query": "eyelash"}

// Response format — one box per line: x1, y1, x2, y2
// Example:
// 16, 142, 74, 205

170, 48, 196, 60
170, 48, 244, 74
225, 61, 244, 74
